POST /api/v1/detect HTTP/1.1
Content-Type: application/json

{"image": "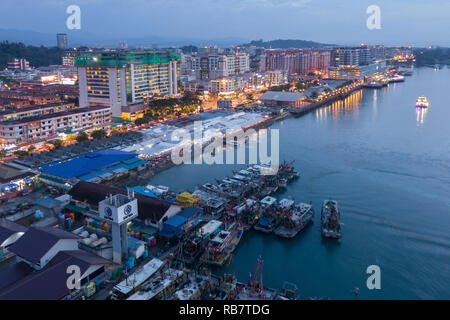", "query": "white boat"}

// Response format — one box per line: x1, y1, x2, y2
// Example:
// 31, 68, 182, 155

416, 96, 430, 108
